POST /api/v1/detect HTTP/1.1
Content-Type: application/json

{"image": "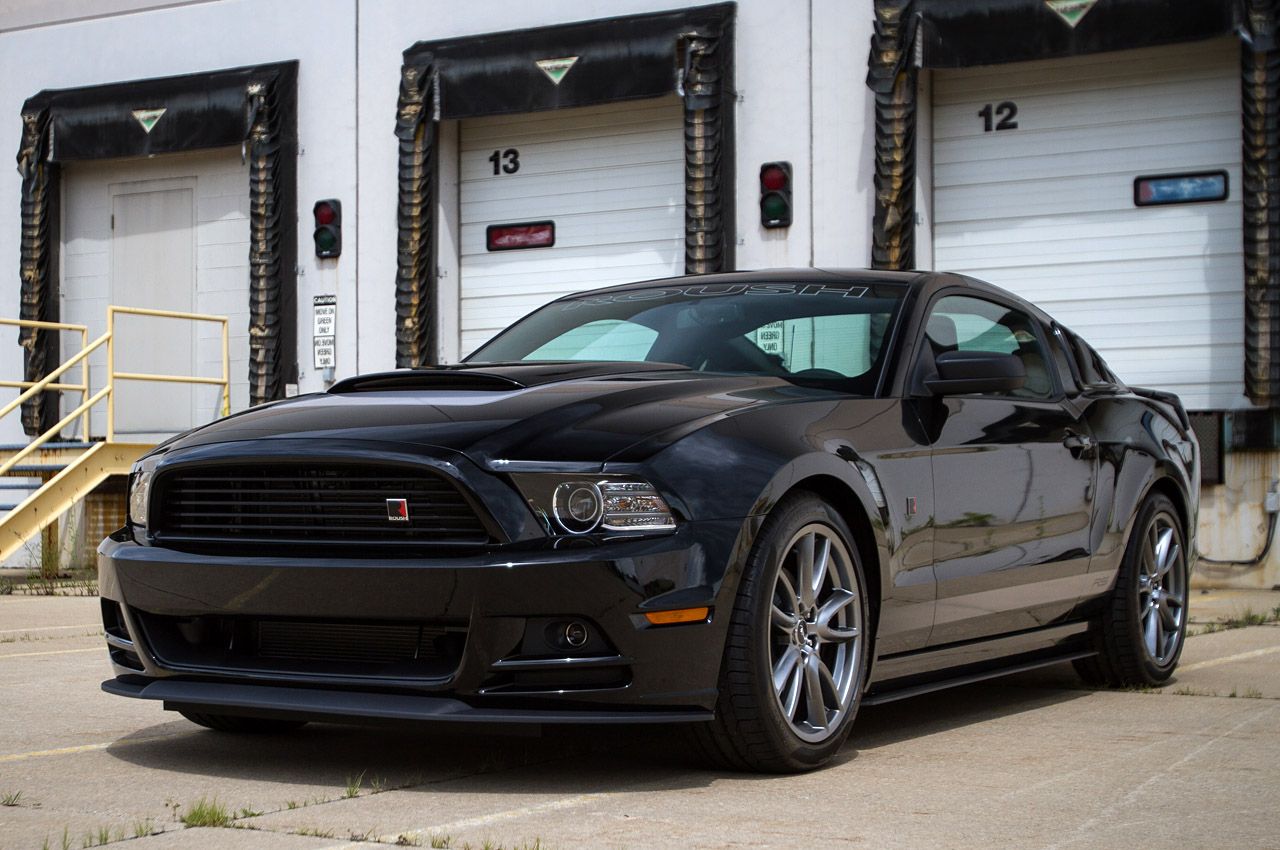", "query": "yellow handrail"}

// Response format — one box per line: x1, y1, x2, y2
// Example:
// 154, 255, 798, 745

0, 317, 90, 438
0, 333, 108, 423
0, 305, 230, 448
105, 305, 231, 442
